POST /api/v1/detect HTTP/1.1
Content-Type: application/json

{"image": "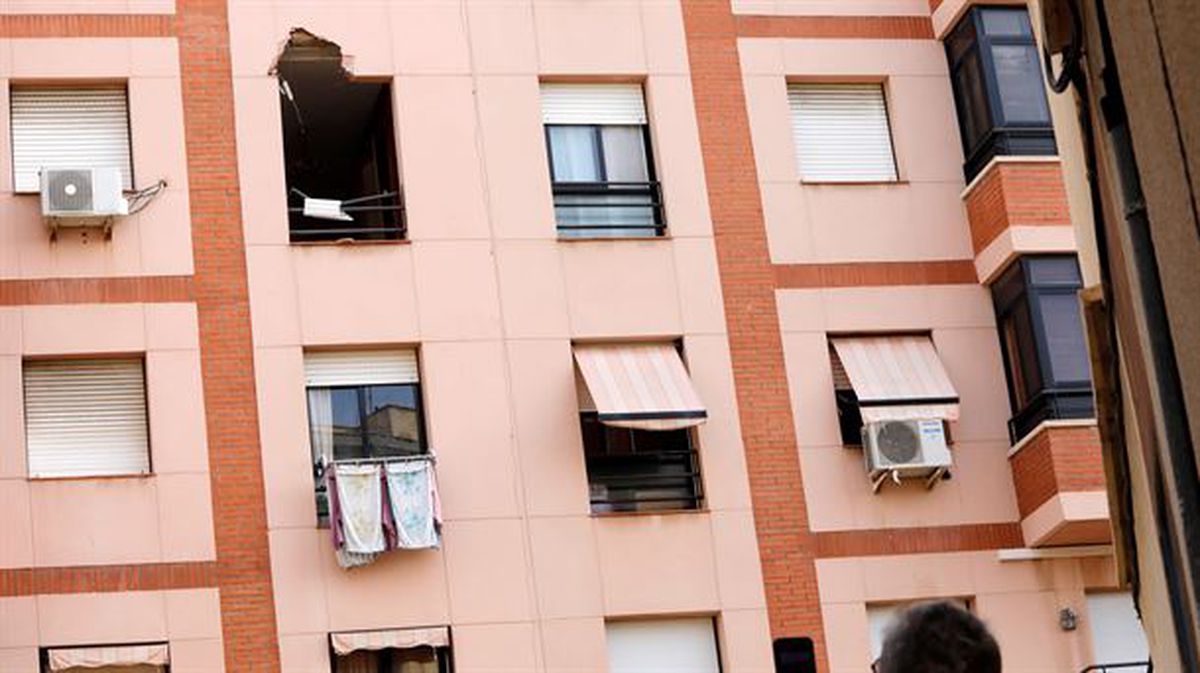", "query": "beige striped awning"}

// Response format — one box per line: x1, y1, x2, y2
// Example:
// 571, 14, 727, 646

830, 335, 960, 424
331, 626, 450, 655
47, 644, 169, 671
573, 343, 707, 431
